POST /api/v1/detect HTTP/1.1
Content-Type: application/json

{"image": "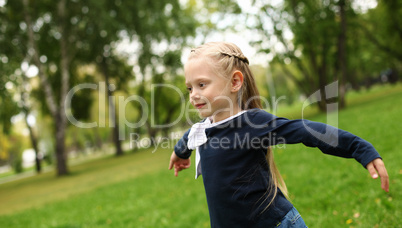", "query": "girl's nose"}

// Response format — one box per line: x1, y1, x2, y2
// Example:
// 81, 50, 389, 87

190, 89, 200, 100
